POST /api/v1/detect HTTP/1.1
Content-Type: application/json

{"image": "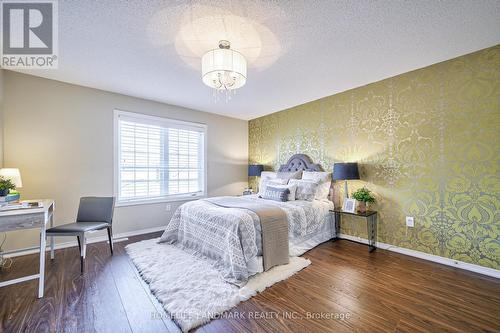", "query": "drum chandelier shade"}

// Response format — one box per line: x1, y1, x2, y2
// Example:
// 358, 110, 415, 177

201, 40, 247, 91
